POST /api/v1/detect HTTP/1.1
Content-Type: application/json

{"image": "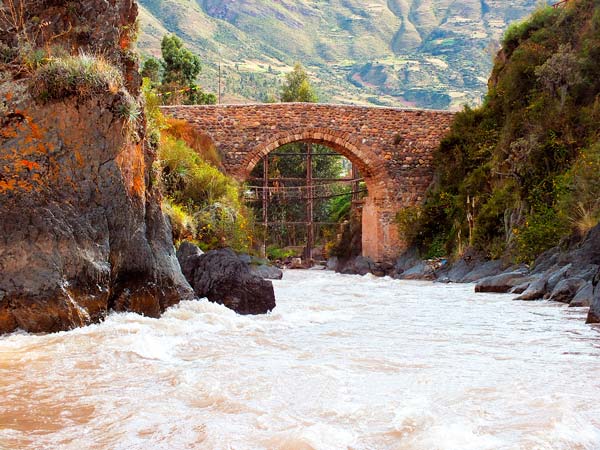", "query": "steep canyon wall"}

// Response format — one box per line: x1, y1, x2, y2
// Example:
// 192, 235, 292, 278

0, 0, 193, 333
